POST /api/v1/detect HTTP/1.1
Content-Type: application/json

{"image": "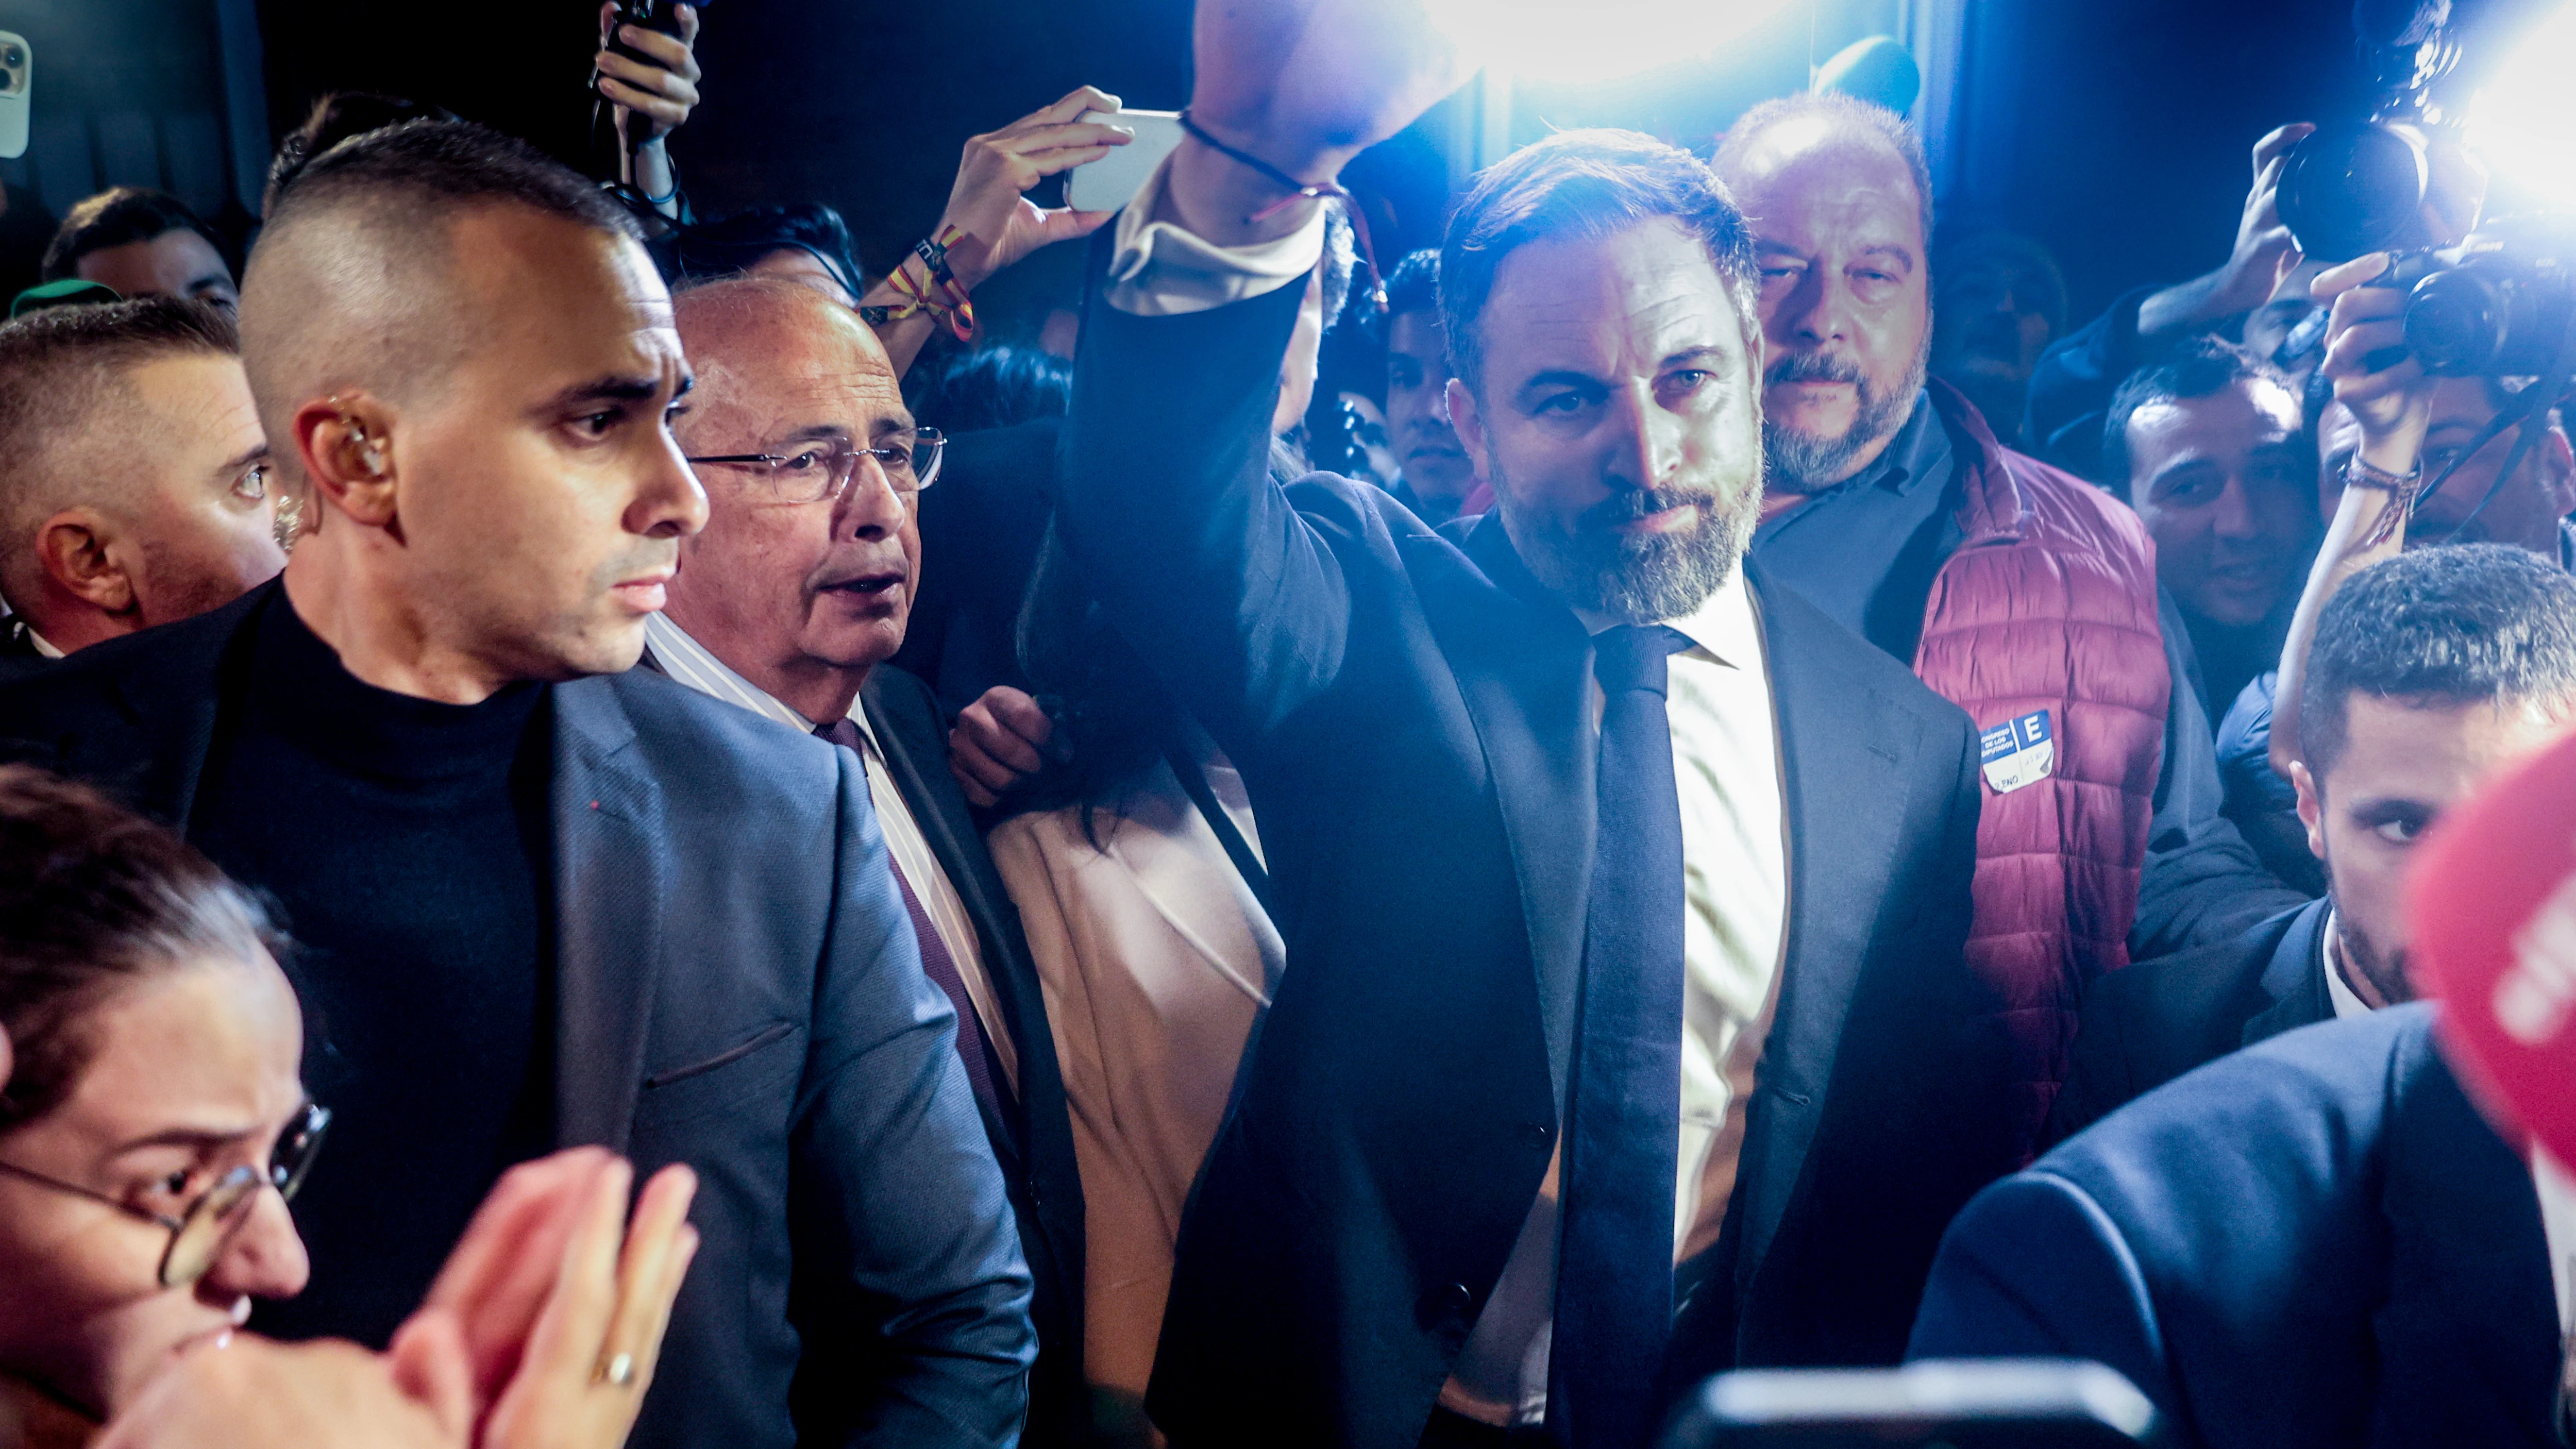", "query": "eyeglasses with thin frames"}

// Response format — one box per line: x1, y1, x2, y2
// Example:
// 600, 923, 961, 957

686, 429, 946, 506
0, 1100, 330, 1288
